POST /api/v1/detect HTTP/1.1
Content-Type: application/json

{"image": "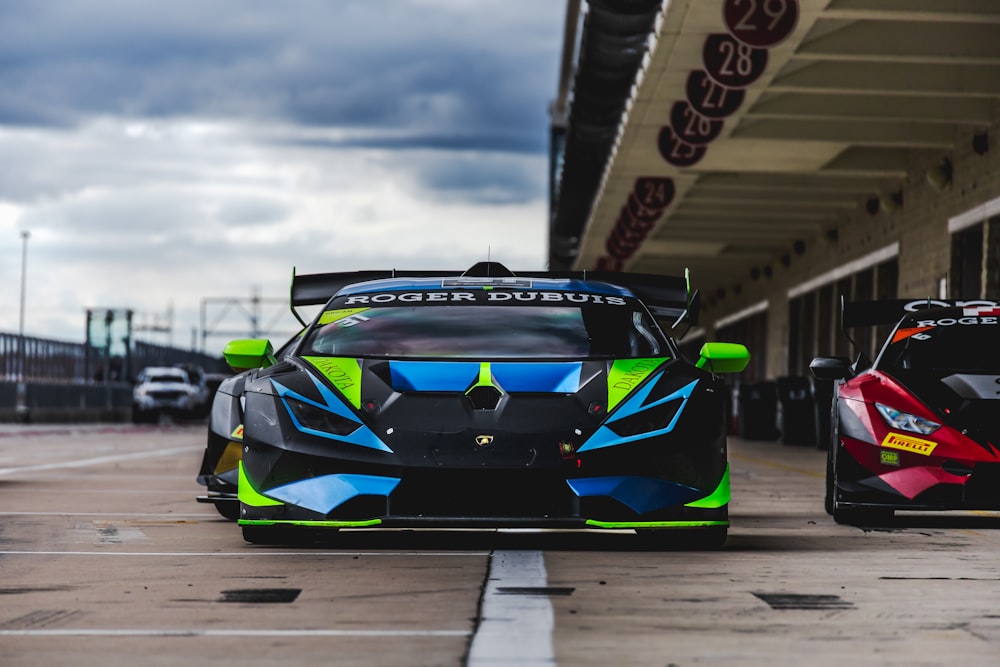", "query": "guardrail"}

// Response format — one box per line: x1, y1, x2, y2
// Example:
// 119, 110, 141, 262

1, 331, 228, 423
